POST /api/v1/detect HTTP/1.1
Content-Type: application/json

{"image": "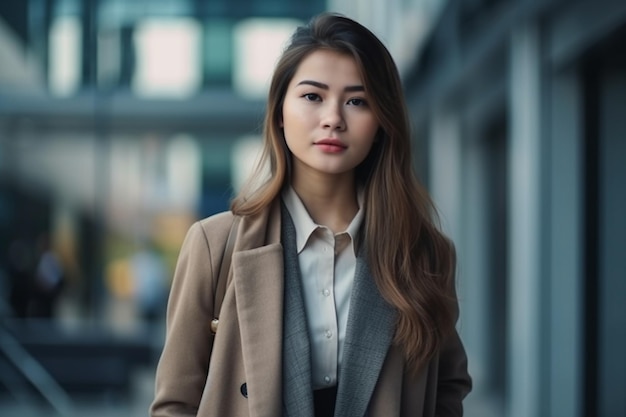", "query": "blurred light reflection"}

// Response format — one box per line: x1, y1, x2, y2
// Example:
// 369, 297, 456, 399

233, 18, 301, 98
49, 16, 81, 96
132, 18, 202, 98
